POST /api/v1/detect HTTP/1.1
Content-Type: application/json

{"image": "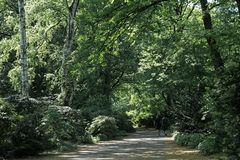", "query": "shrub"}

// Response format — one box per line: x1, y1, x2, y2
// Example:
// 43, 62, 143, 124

87, 115, 118, 140
0, 99, 18, 140
174, 132, 188, 146
0, 99, 19, 156
39, 105, 85, 145
78, 133, 98, 144
0, 98, 50, 157
113, 113, 135, 133
0, 98, 86, 157
198, 136, 219, 155
10, 102, 51, 157
174, 132, 204, 149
